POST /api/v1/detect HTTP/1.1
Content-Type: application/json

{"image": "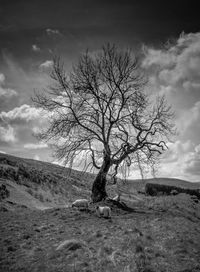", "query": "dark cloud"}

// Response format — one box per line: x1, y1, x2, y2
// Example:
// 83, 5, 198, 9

1, 1, 199, 47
